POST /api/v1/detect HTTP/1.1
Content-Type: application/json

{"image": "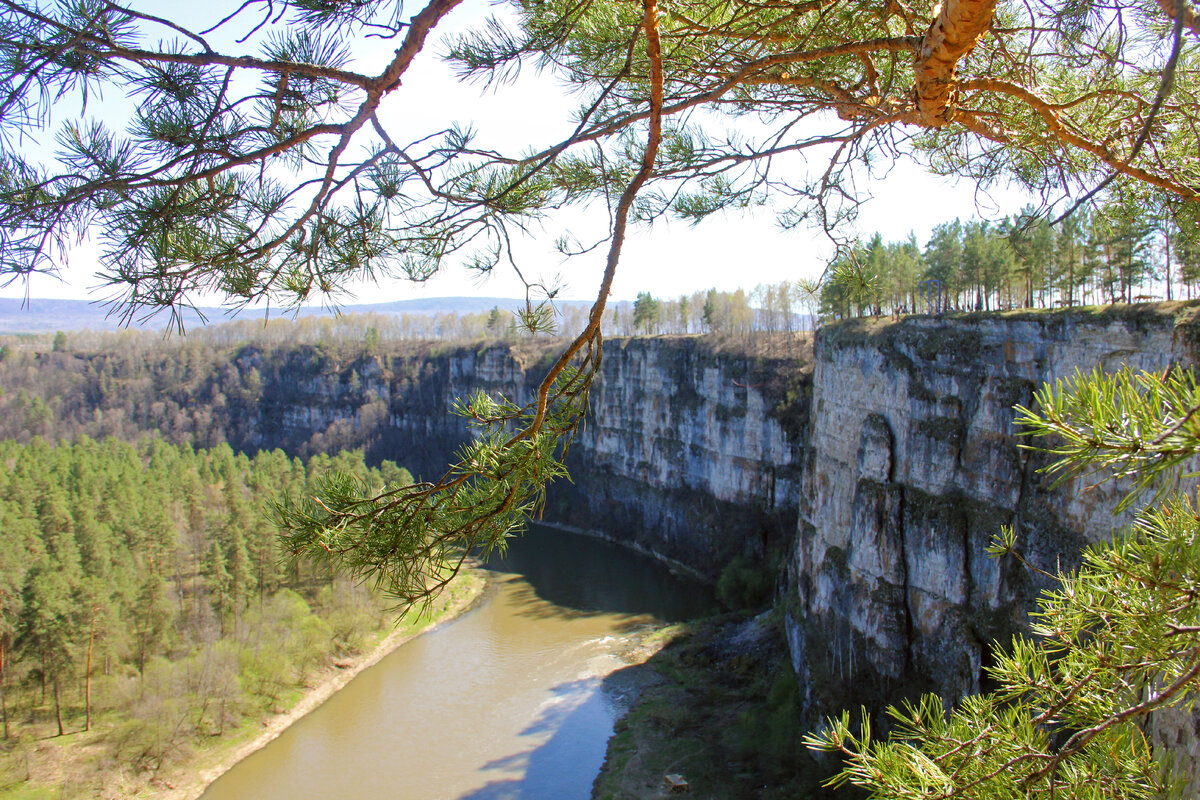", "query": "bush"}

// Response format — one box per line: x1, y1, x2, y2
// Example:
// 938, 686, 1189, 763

717, 555, 772, 610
